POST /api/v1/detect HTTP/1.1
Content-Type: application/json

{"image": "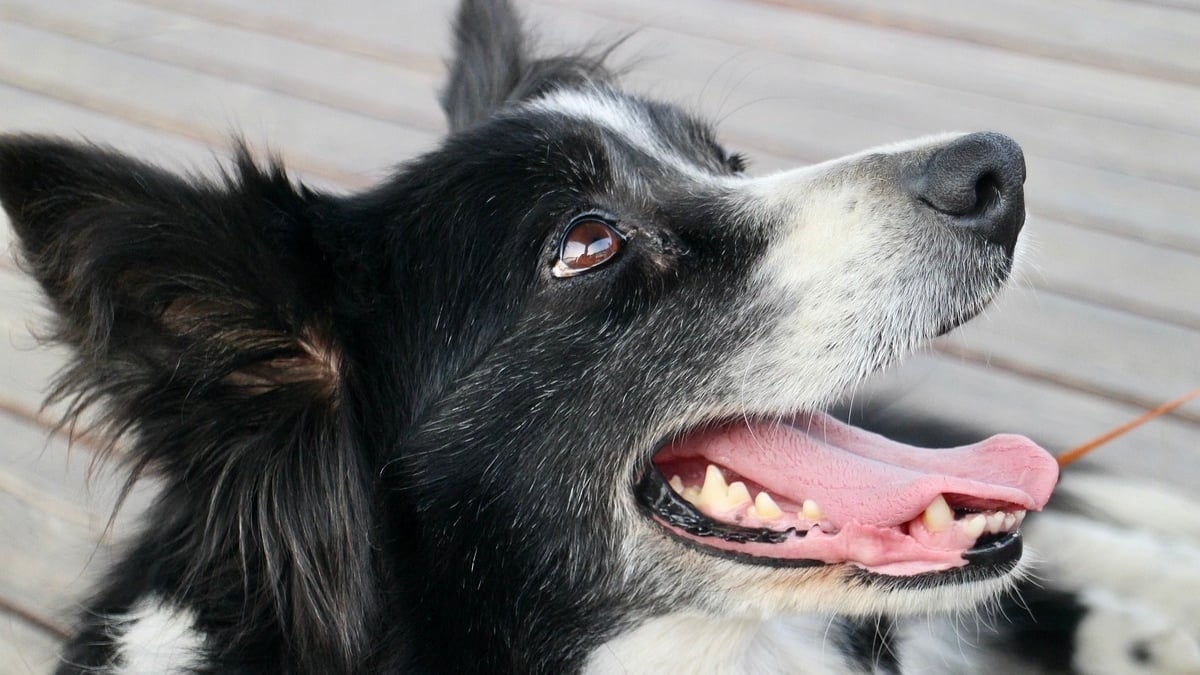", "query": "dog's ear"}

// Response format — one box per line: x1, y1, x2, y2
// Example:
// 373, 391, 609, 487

0, 135, 374, 668
0, 135, 338, 411
441, 0, 613, 131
